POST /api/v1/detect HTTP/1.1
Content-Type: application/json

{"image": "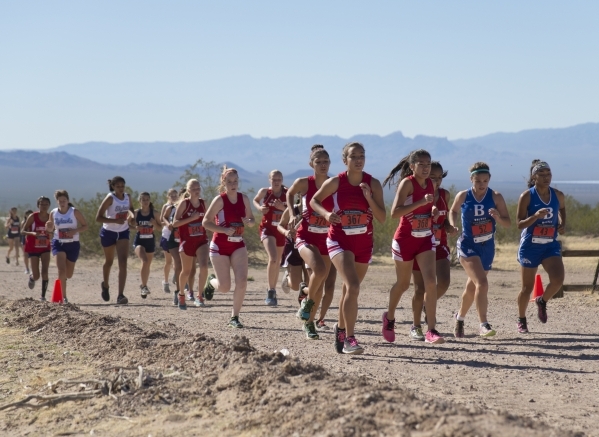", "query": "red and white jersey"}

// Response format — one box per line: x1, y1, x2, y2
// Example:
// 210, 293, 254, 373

329, 171, 374, 241
394, 176, 434, 240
